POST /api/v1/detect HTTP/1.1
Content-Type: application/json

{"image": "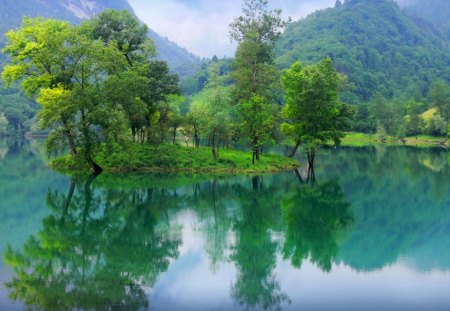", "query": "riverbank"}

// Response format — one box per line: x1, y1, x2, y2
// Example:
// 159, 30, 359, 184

341, 133, 448, 148
51, 144, 300, 174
